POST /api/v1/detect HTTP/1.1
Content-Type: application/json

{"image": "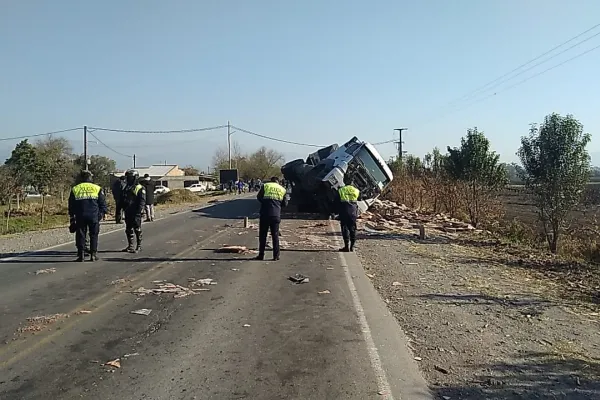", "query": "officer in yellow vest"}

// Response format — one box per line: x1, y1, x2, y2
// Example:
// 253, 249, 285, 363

68, 170, 107, 262
336, 178, 361, 252
121, 169, 146, 253
256, 176, 288, 261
